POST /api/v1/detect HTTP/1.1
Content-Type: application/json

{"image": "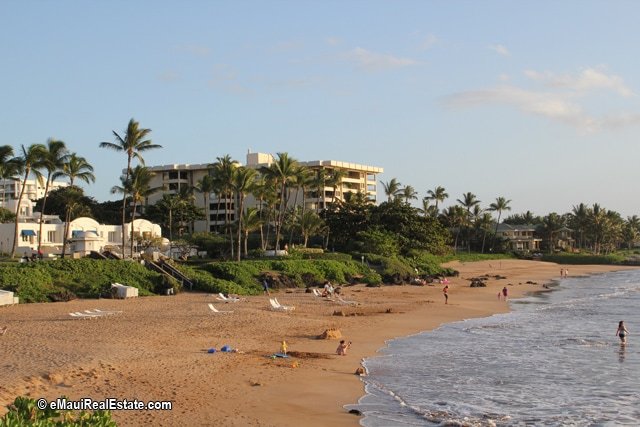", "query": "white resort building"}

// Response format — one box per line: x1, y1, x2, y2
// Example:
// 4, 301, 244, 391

145, 152, 384, 233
